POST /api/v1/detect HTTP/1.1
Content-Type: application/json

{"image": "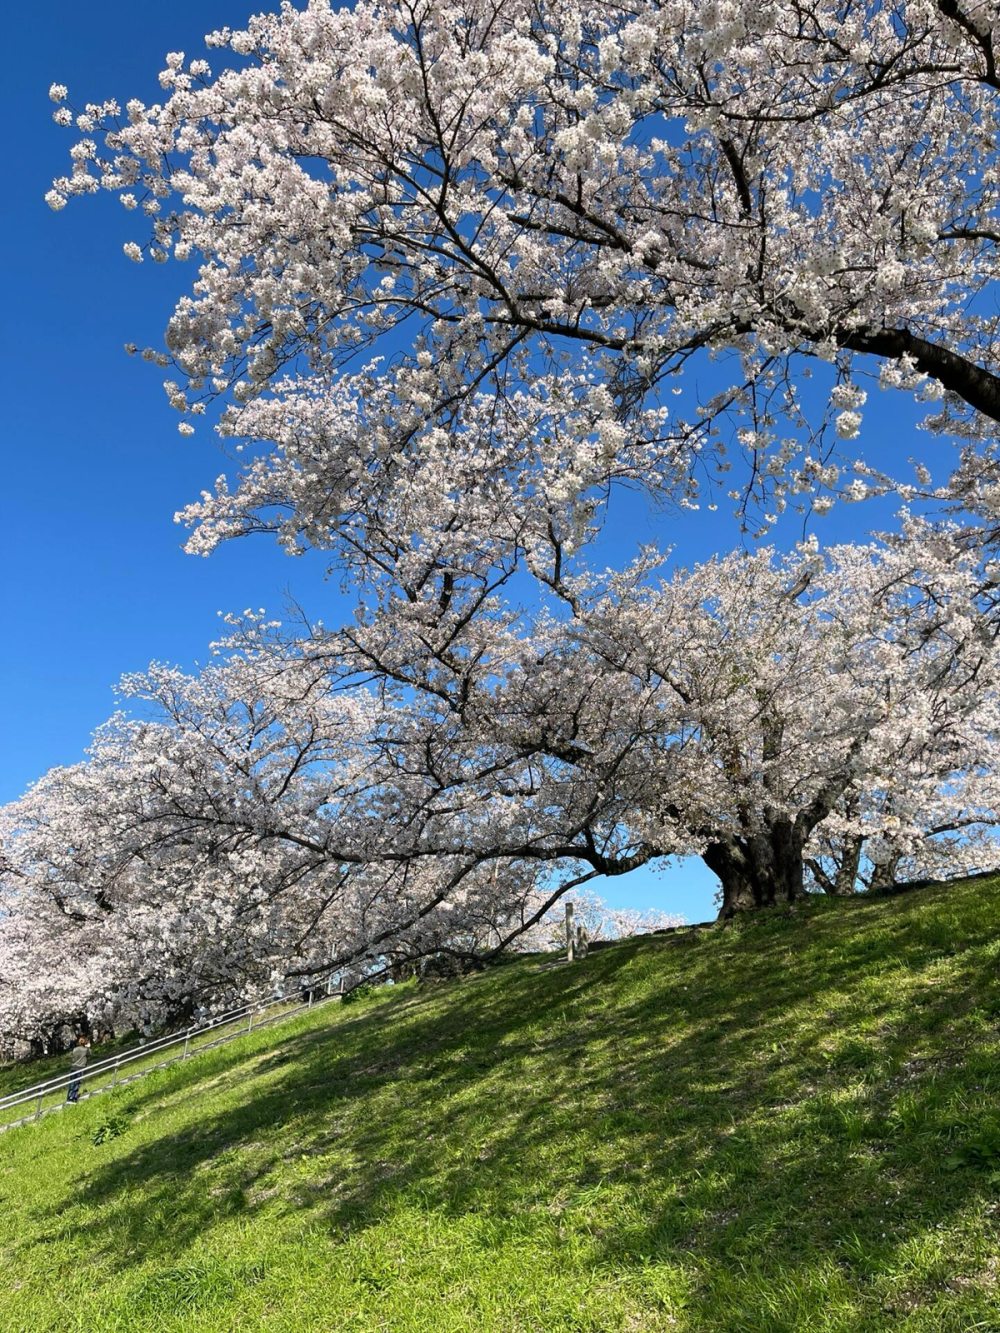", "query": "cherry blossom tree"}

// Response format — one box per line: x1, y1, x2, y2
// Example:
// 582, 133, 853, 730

806, 776, 1000, 896
544, 527, 1000, 913
45, 0, 1000, 568
0, 626, 638, 1040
